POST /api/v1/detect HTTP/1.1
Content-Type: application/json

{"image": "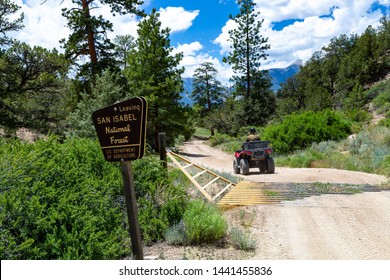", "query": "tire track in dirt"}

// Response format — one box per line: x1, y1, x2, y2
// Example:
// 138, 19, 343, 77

178, 140, 390, 259
255, 192, 390, 259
